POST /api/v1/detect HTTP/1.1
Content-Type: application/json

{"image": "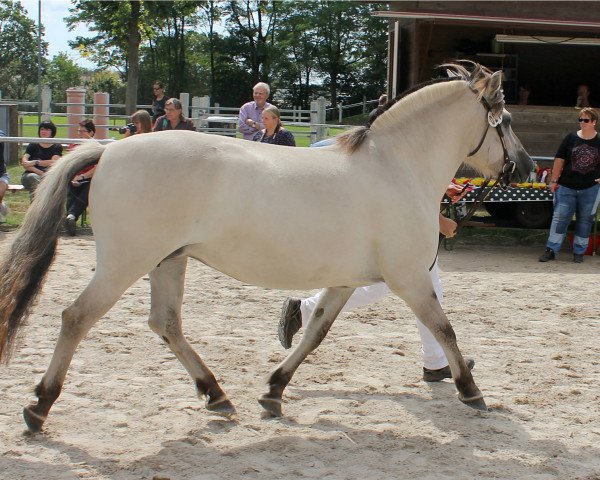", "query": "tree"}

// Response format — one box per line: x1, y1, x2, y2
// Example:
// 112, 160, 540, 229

67, 0, 143, 114
0, 0, 46, 99
140, 1, 206, 98
45, 53, 85, 104
272, 1, 319, 109
223, 0, 279, 85
312, 1, 366, 112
